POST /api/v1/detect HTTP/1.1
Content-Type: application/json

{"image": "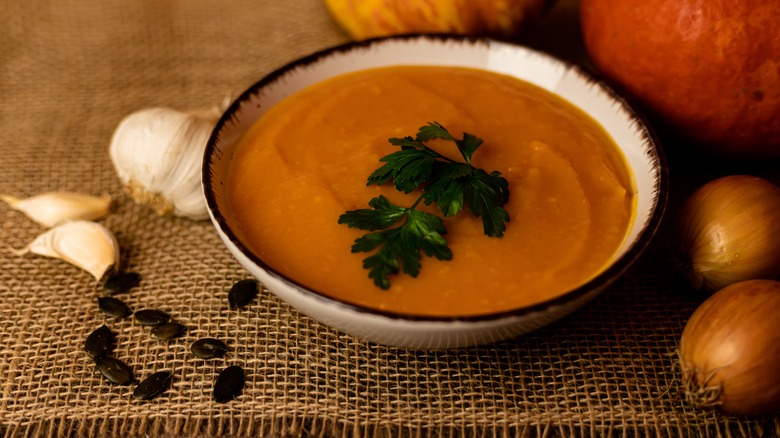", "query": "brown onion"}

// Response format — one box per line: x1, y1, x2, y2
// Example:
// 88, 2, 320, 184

674, 175, 780, 293
679, 279, 780, 415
